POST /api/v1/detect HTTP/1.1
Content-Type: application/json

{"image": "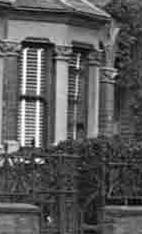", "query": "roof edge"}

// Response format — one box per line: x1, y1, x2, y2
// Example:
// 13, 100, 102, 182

0, 0, 13, 5
8, 6, 111, 23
